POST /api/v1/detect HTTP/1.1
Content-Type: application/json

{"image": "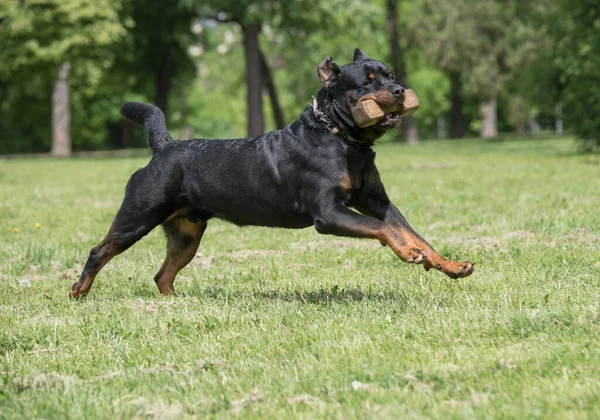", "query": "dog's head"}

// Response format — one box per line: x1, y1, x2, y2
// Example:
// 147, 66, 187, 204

316, 48, 406, 141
